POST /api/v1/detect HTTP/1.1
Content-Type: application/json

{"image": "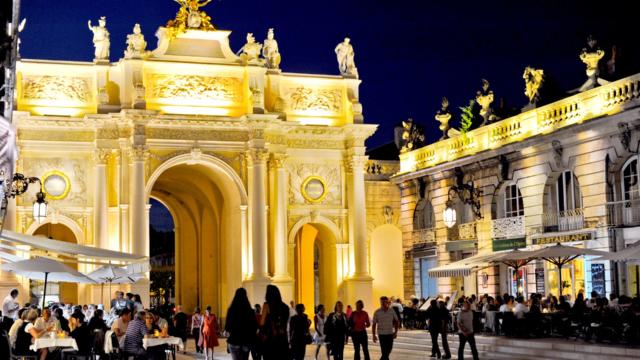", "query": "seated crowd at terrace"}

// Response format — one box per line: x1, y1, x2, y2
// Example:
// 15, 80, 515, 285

399, 291, 640, 345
